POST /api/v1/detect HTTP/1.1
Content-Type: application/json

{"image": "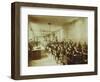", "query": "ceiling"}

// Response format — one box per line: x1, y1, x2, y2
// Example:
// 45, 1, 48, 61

28, 15, 85, 26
